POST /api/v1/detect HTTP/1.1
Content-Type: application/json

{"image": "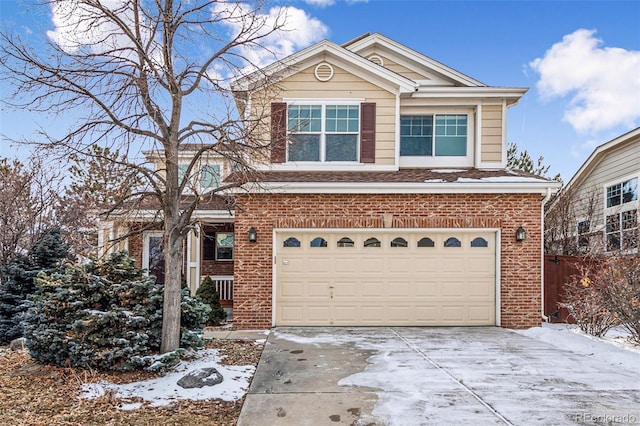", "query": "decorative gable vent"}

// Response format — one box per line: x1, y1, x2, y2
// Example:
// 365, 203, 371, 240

314, 62, 334, 82
368, 55, 384, 67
